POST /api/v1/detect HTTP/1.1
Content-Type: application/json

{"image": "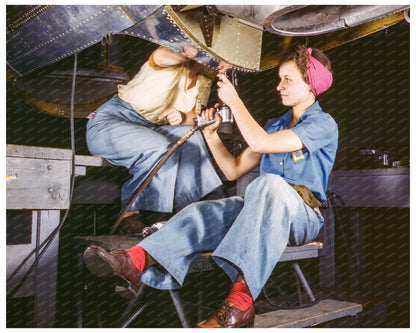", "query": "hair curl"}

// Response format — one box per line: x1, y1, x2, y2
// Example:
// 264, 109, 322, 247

282, 45, 332, 84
